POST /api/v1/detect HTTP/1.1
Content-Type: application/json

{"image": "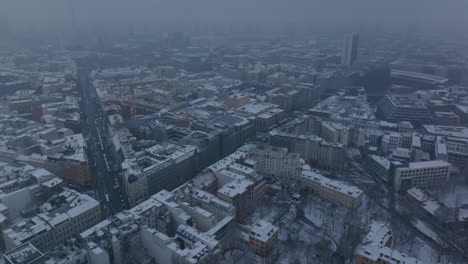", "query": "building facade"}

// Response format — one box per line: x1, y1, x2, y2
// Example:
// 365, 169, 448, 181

248, 220, 279, 257
300, 169, 363, 209
377, 95, 433, 127
390, 160, 451, 192
342, 33, 359, 66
